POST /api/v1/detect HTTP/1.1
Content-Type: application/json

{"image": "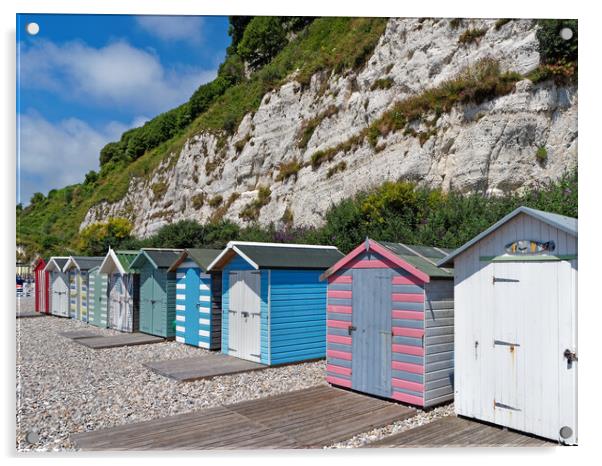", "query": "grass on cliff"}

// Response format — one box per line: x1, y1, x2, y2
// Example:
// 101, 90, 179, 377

17, 17, 387, 255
